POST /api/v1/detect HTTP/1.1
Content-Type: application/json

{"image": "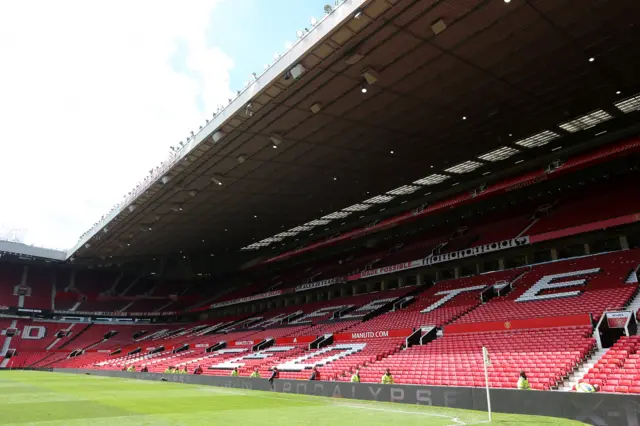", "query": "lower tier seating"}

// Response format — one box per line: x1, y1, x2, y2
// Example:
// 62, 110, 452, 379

581, 335, 640, 393
342, 326, 595, 390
